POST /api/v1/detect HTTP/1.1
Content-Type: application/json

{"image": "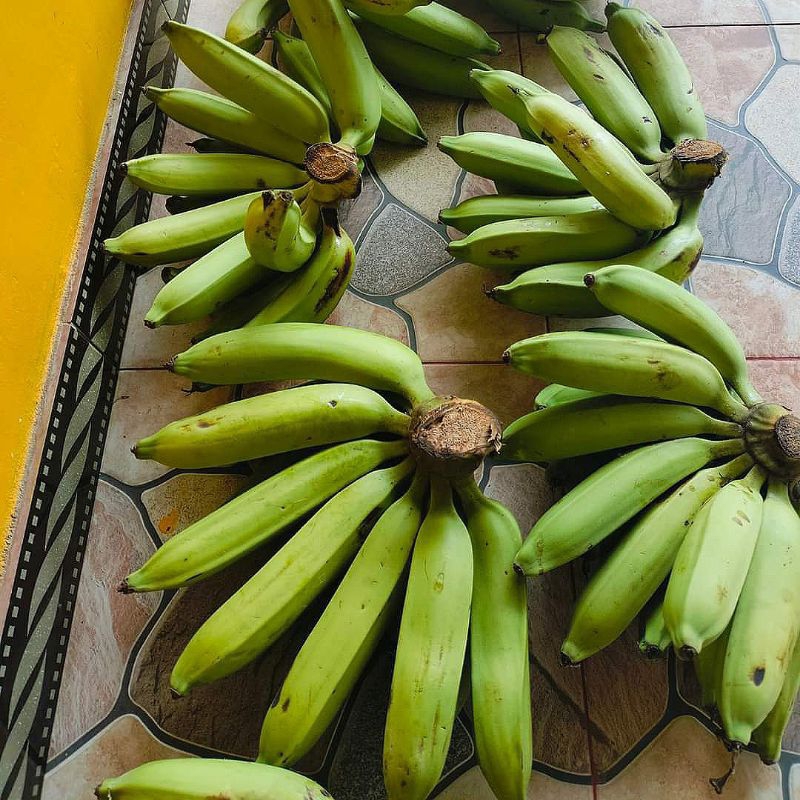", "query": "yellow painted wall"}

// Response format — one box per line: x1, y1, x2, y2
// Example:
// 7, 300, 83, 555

0, 1, 133, 542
